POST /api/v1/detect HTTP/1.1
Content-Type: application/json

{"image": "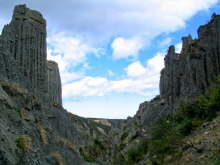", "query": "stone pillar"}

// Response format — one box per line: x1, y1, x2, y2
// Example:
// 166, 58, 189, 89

47, 60, 62, 106
0, 4, 48, 93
